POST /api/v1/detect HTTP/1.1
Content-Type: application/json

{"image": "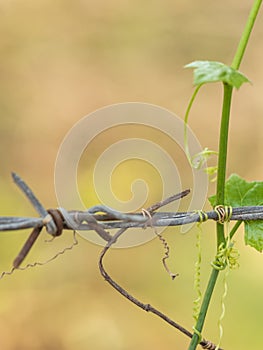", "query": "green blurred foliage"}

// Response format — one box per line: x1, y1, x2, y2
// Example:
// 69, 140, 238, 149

0, 0, 262, 349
